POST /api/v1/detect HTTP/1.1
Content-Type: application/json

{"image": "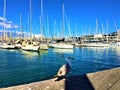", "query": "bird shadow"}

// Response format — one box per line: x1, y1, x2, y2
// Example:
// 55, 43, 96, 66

65, 75, 95, 90
55, 75, 95, 90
